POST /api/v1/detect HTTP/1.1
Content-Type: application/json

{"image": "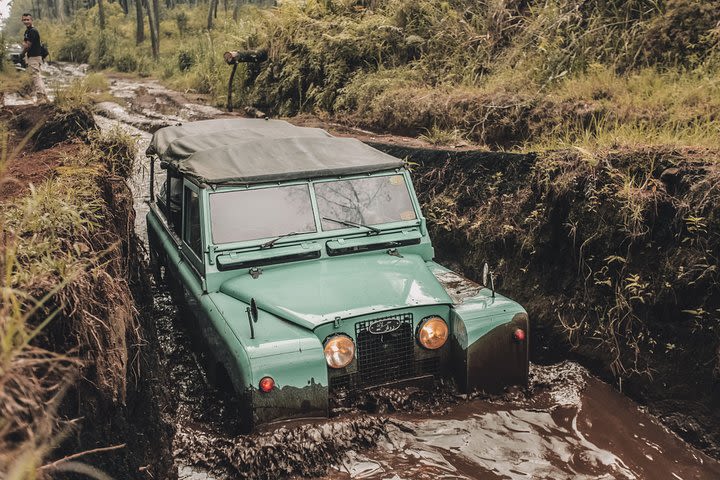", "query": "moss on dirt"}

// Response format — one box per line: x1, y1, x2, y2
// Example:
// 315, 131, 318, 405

373, 142, 720, 457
